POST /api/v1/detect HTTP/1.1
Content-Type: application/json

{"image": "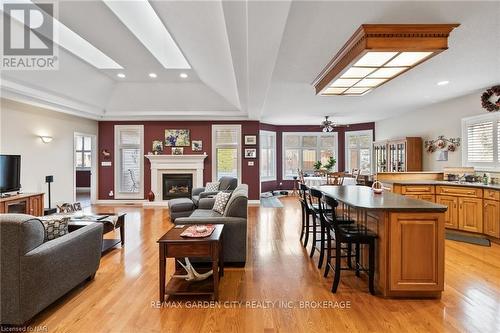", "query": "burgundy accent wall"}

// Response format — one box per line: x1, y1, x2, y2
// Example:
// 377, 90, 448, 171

76, 170, 91, 187
259, 122, 375, 192
98, 121, 260, 200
